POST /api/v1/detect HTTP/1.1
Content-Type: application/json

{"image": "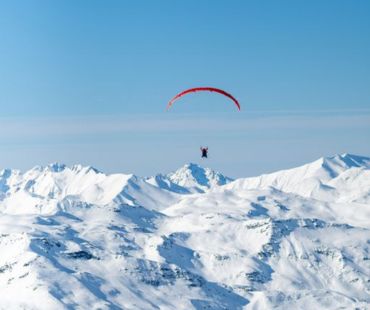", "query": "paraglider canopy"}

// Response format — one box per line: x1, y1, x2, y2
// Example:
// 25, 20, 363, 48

167, 87, 241, 111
